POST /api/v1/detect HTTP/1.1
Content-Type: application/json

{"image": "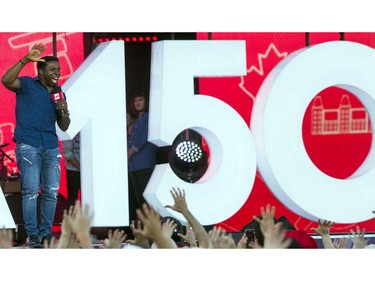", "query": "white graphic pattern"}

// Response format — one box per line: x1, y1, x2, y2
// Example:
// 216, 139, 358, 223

239, 43, 288, 101
311, 95, 371, 135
